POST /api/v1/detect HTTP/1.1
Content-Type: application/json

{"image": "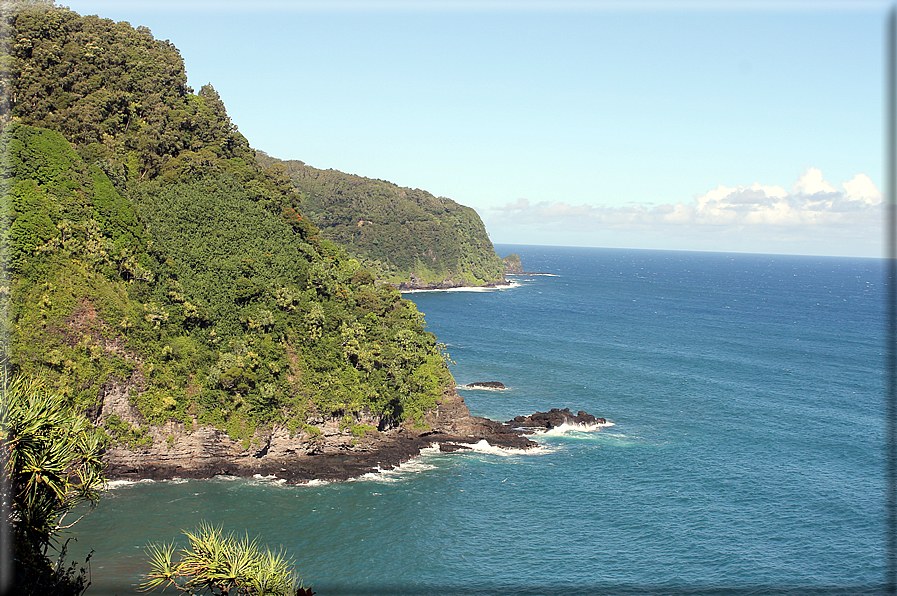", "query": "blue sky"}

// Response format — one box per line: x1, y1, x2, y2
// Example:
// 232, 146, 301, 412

63, 1, 889, 257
